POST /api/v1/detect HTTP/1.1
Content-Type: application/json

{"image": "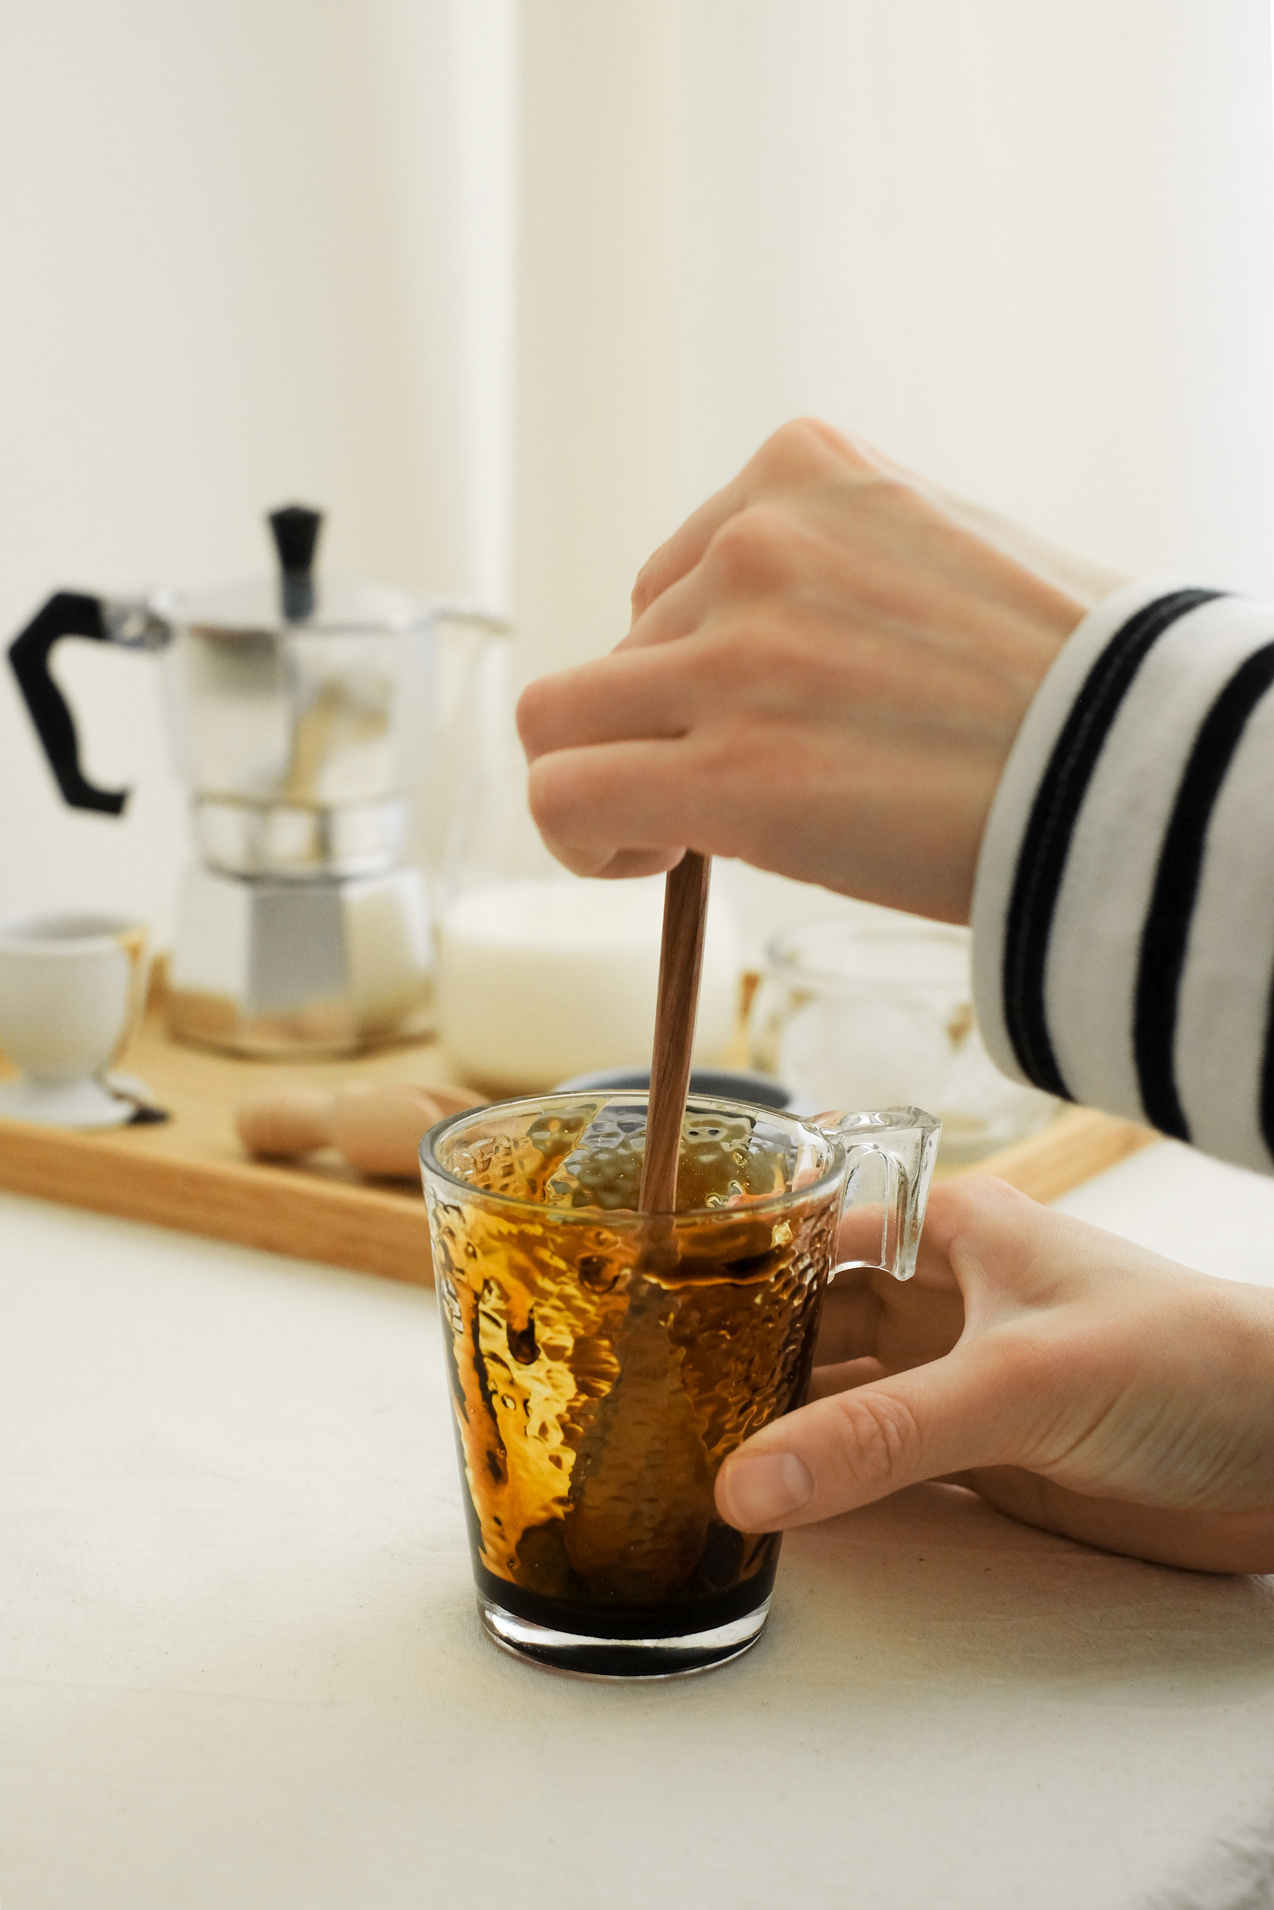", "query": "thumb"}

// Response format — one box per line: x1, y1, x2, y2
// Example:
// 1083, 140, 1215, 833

715, 1344, 1024, 1532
